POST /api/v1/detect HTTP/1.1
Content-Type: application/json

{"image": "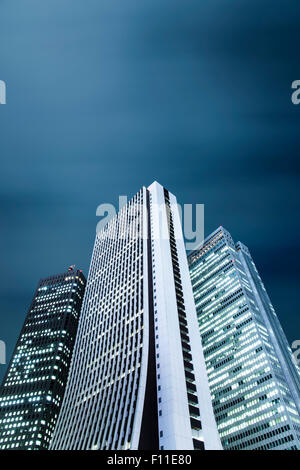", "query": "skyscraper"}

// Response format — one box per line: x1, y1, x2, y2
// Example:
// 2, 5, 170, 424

188, 227, 300, 450
50, 182, 221, 450
0, 267, 86, 450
